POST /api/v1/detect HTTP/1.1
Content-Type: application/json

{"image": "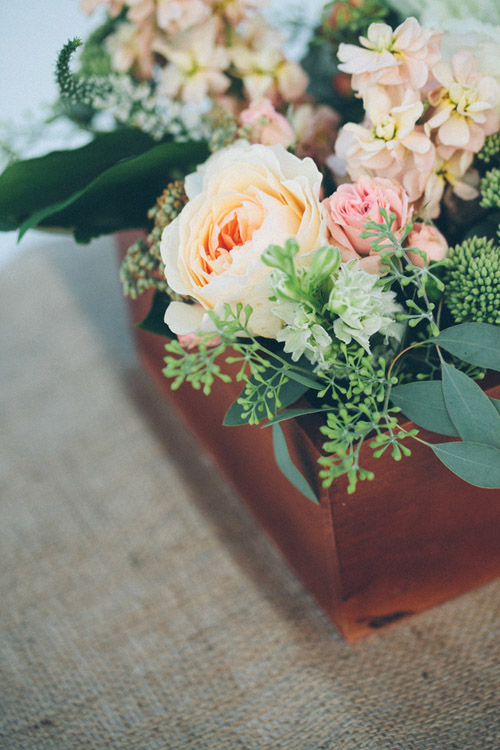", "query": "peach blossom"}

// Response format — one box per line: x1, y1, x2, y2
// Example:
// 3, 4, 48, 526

405, 223, 449, 267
